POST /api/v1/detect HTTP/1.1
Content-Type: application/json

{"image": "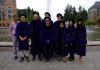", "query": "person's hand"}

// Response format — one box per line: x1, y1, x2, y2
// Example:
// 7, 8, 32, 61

65, 44, 68, 47
19, 36, 26, 41
21, 38, 24, 41
70, 43, 73, 46
23, 37, 27, 41
46, 40, 50, 43
74, 23, 77, 28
